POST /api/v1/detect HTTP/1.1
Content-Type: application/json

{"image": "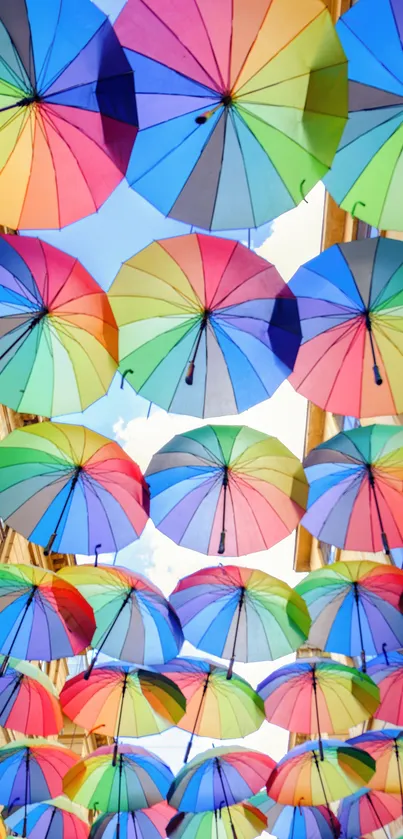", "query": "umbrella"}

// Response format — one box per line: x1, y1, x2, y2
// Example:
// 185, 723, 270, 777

58, 565, 183, 667
0, 234, 118, 417
153, 656, 265, 763
337, 787, 402, 838
170, 565, 311, 677
90, 803, 175, 839
116, 0, 347, 230
324, 0, 403, 231
289, 237, 403, 417
367, 650, 403, 725
348, 731, 403, 805
63, 744, 174, 811
0, 819, 4, 839
0, 422, 149, 555
146, 425, 308, 556
250, 791, 341, 839
0, 0, 138, 229
166, 804, 267, 839
295, 561, 403, 670
0, 564, 95, 672
60, 663, 186, 740
108, 234, 301, 418
4, 795, 88, 839
301, 424, 403, 556
0, 656, 63, 736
